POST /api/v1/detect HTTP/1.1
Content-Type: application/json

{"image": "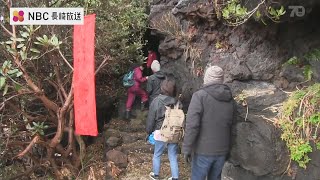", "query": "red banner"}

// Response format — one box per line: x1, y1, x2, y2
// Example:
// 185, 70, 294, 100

73, 14, 98, 136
